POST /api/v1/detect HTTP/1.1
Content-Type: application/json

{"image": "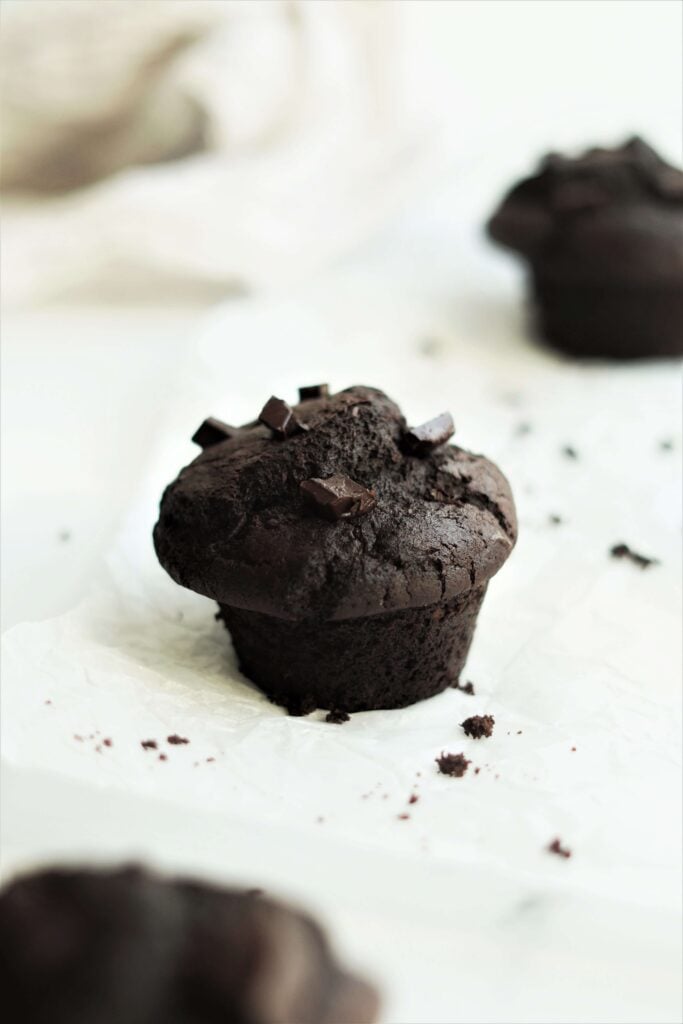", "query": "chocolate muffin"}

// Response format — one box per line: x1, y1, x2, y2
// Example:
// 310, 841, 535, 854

0, 865, 379, 1024
154, 385, 516, 714
487, 137, 683, 358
